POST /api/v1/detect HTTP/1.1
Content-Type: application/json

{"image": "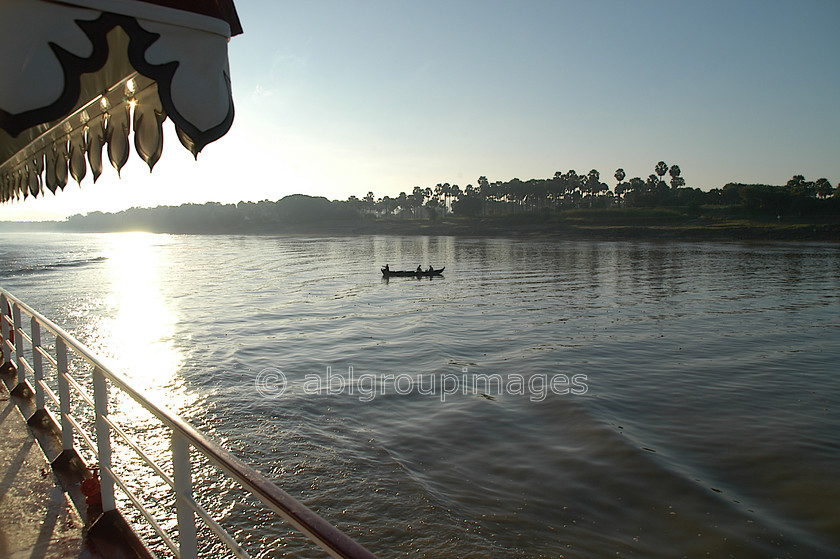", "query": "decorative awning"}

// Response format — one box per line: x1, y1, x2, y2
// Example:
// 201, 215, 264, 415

0, 0, 242, 203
